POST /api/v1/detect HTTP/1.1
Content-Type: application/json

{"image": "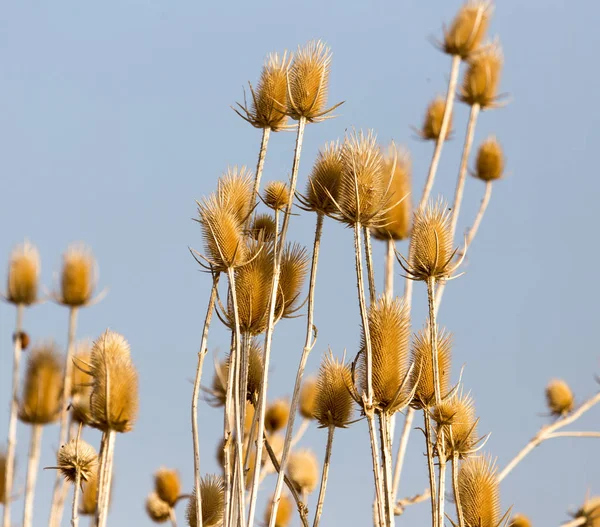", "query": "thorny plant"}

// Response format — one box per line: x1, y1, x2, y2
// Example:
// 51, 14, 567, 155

1, 3, 600, 527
